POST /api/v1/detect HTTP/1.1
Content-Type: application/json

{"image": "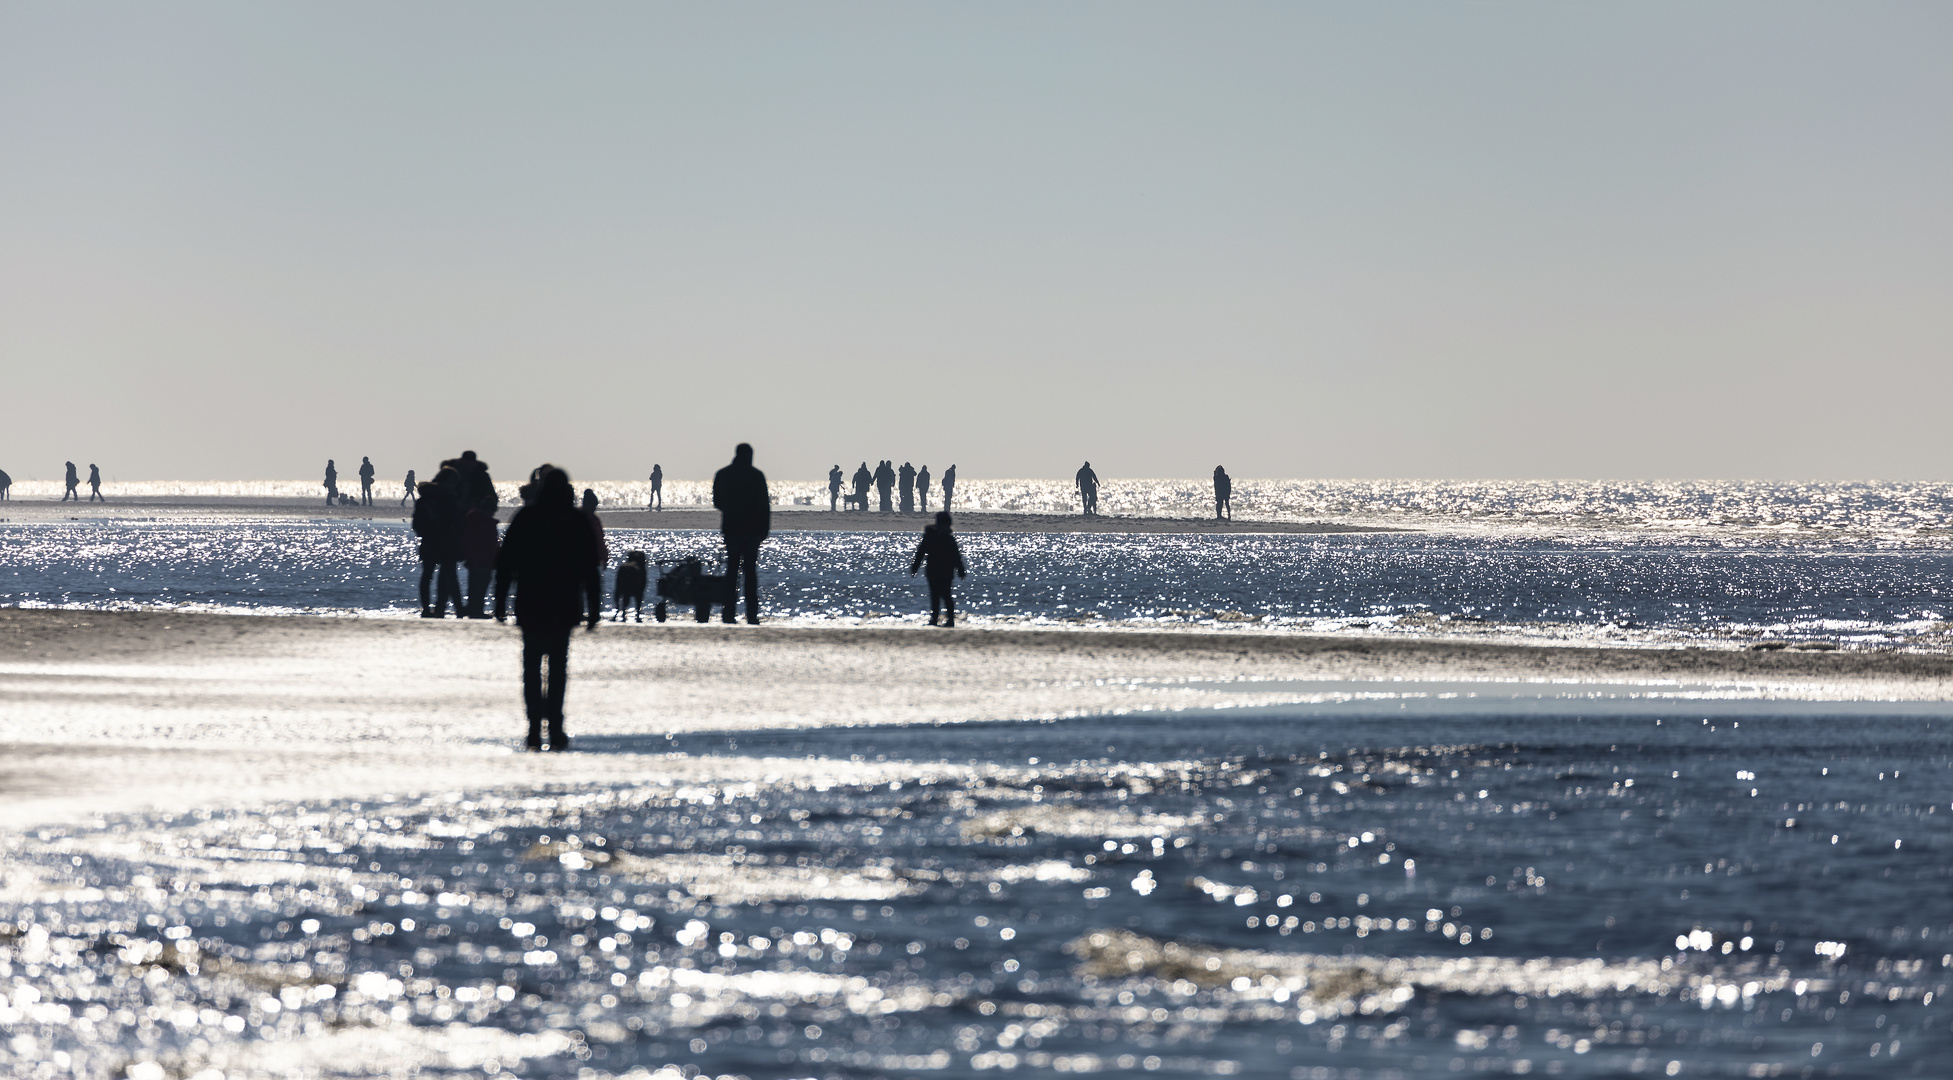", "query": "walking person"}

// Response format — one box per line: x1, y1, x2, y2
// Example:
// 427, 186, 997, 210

1075, 461, 1101, 516
910, 512, 968, 627
401, 469, 417, 506
942, 464, 957, 512
647, 464, 664, 510
323, 460, 339, 505
62, 461, 79, 502
357, 457, 376, 505
917, 465, 931, 513
1213, 465, 1232, 521
827, 465, 843, 512
0, 469, 11, 501
712, 443, 770, 625
461, 494, 500, 618
494, 465, 602, 752
87, 464, 104, 502
412, 468, 464, 617
898, 462, 917, 513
